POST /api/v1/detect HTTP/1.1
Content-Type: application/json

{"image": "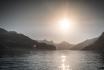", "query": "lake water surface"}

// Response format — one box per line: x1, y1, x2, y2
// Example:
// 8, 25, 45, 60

0, 50, 104, 70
